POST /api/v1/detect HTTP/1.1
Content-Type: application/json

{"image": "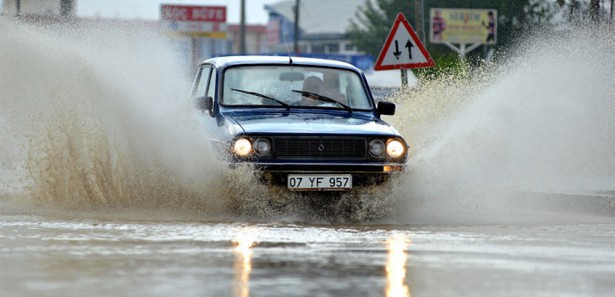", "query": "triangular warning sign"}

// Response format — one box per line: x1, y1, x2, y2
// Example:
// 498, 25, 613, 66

374, 13, 435, 71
